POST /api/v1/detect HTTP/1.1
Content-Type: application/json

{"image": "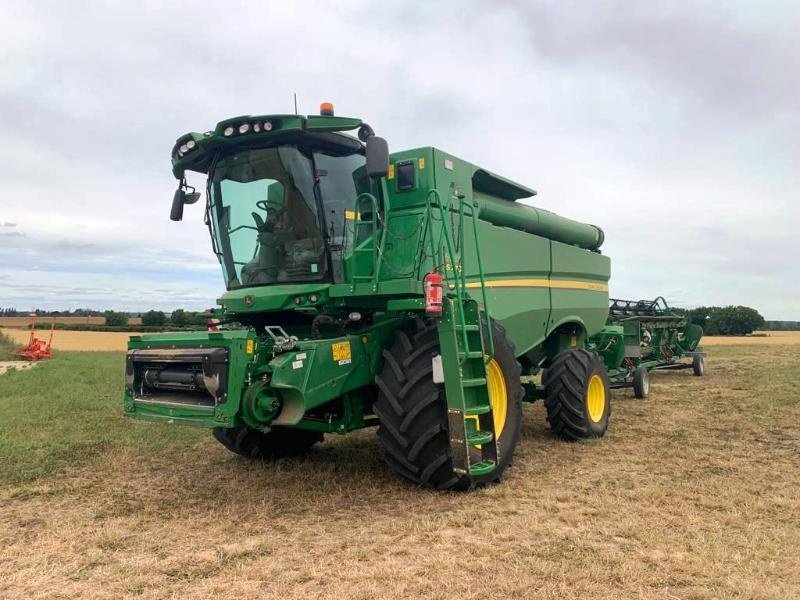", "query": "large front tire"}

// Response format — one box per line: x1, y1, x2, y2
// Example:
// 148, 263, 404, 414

374, 319, 523, 490
543, 348, 611, 440
212, 426, 323, 460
